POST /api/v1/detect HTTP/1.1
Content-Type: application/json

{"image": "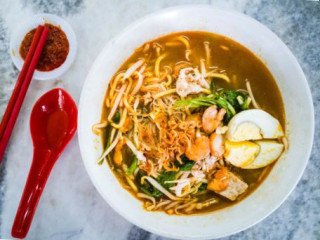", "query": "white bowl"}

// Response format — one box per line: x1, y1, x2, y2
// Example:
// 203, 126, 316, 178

10, 13, 77, 80
78, 5, 314, 239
